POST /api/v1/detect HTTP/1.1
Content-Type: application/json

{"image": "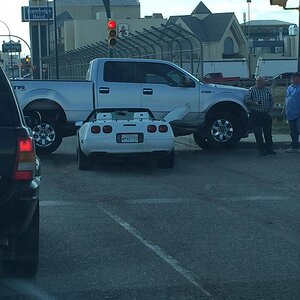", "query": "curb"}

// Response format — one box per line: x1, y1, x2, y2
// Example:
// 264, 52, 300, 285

175, 135, 291, 150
